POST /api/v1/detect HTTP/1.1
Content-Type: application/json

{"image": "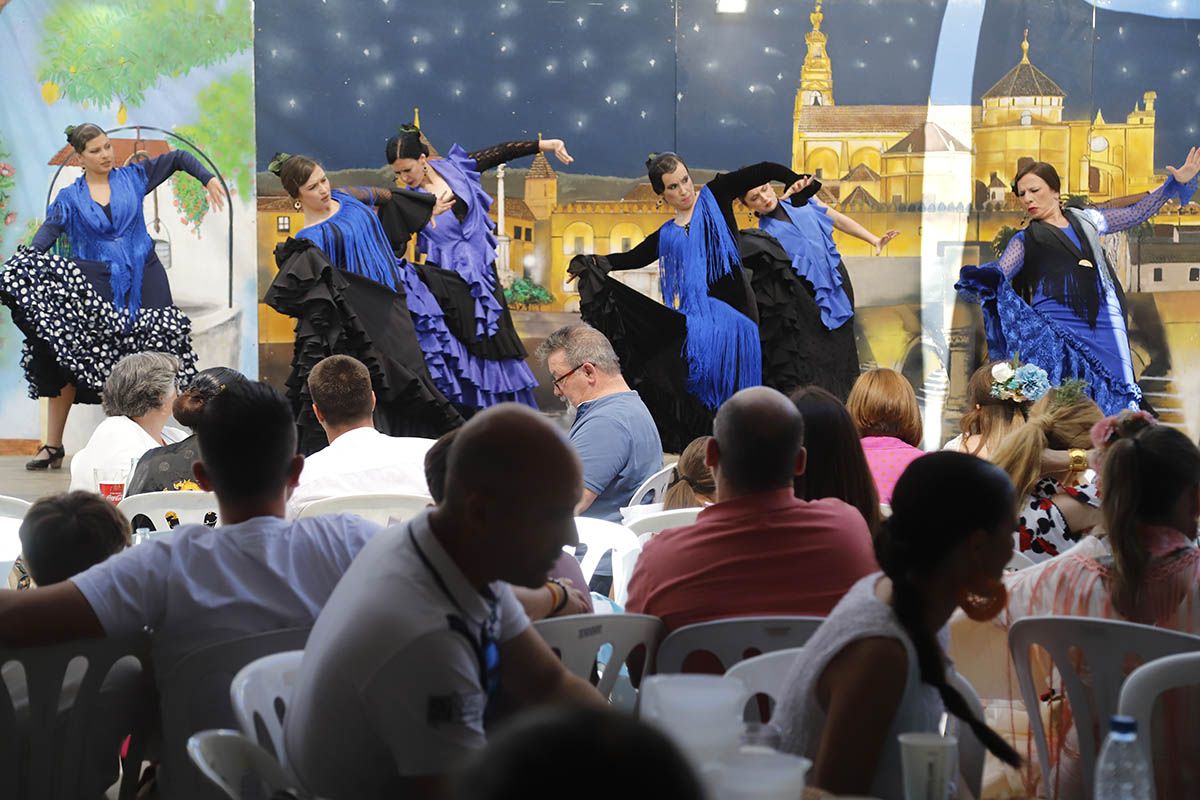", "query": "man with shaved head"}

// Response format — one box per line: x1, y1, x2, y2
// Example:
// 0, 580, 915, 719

285, 404, 606, 799
627, 386, 879, 637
